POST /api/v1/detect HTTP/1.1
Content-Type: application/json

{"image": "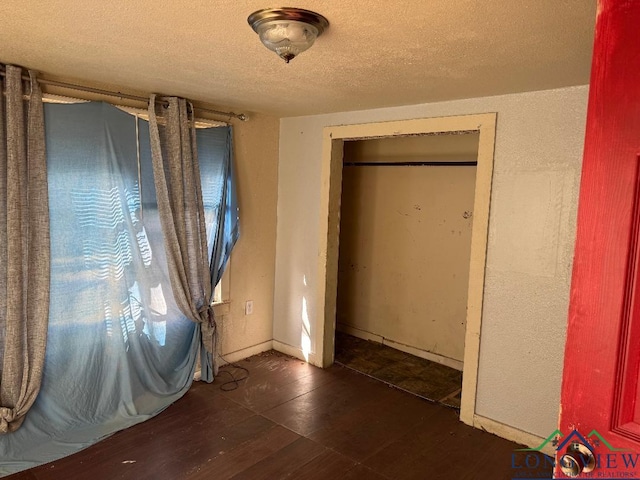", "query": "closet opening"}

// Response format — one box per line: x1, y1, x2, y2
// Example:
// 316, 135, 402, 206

334, 133, 479, 408
316, 114, 496, 426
